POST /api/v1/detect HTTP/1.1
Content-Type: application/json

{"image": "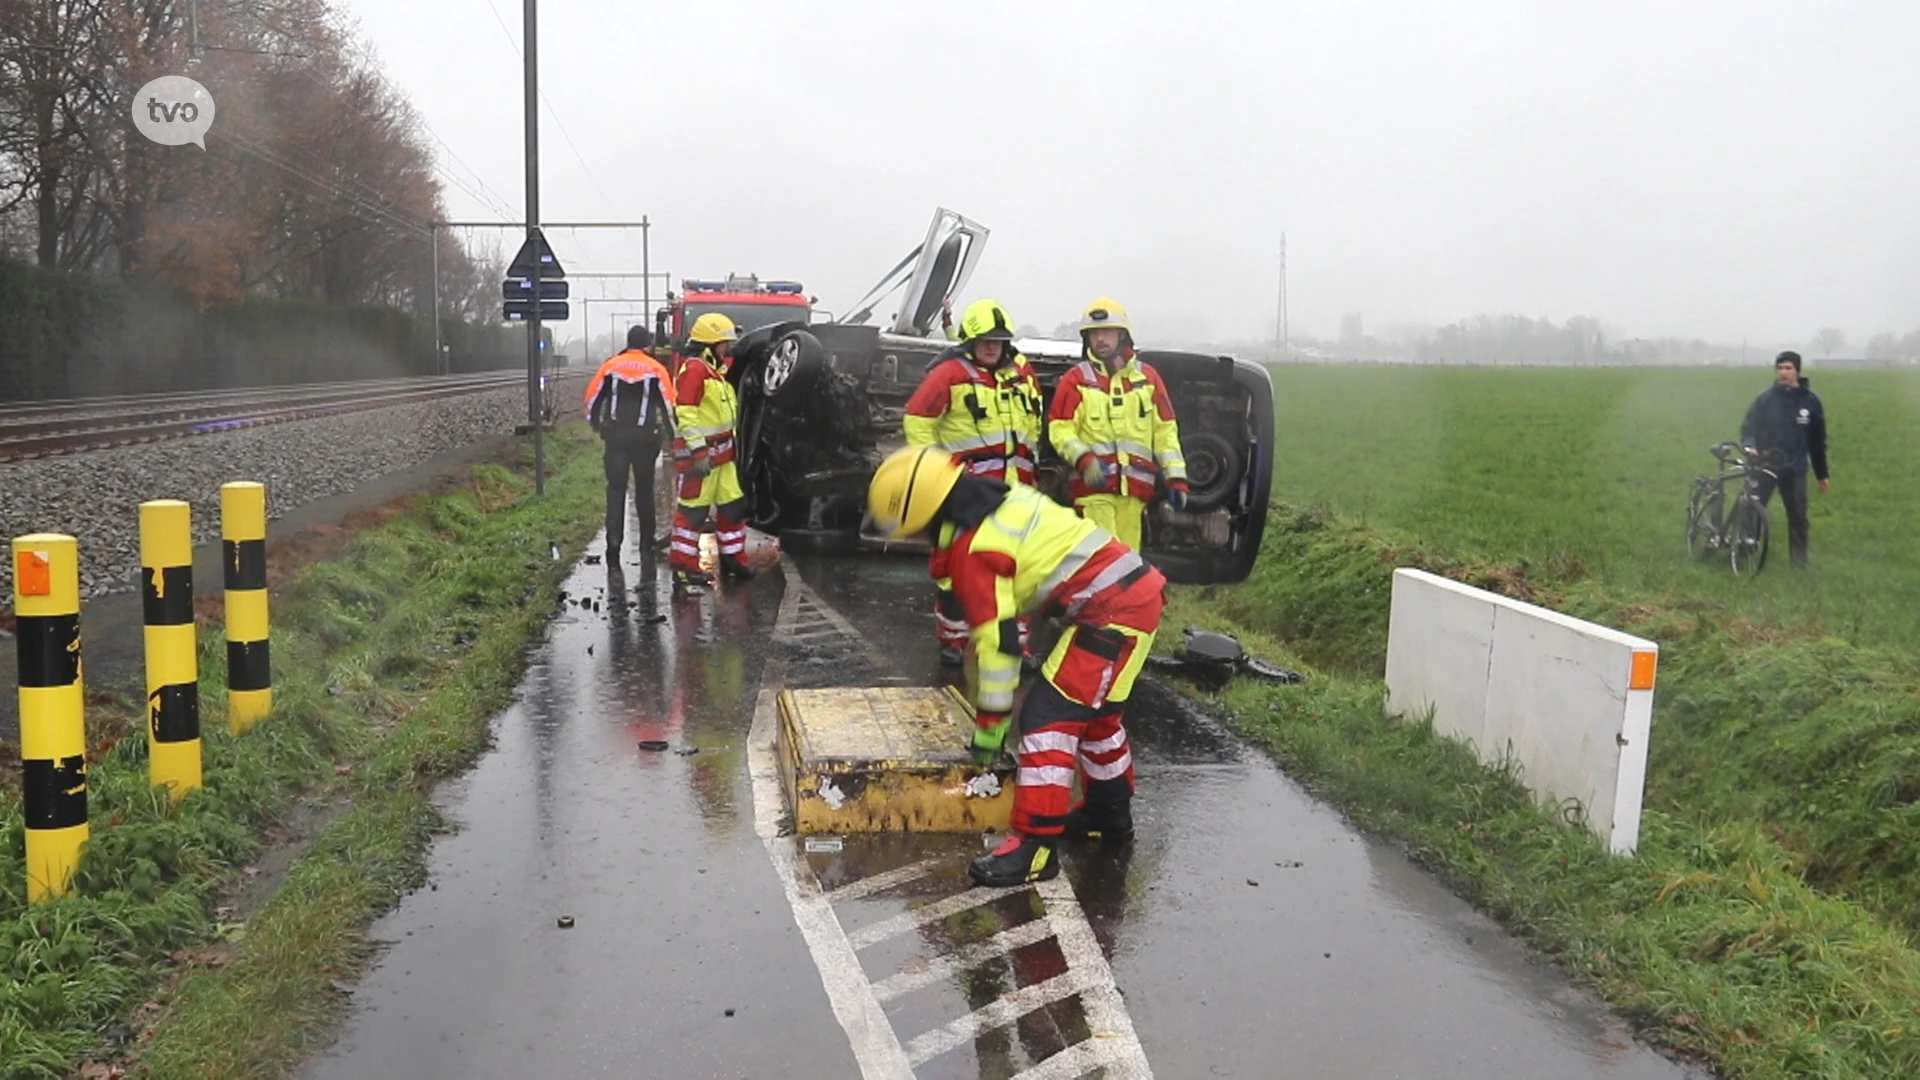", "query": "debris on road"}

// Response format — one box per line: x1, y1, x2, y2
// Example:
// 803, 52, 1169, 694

637, 740, 669, 752
556, 915, 575, 929
1148, 627, 1305, 690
